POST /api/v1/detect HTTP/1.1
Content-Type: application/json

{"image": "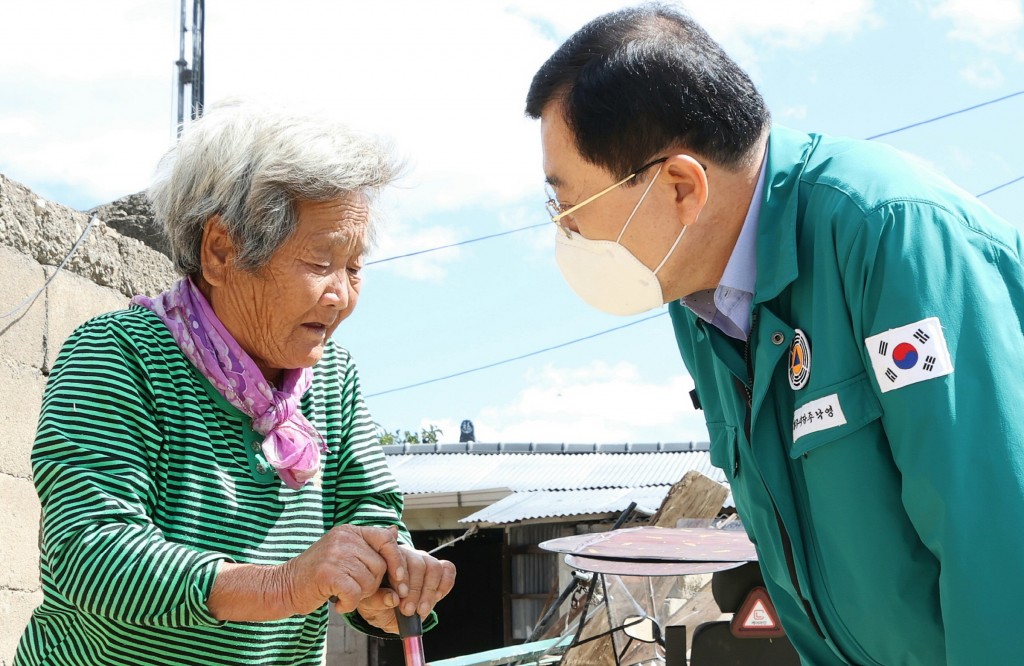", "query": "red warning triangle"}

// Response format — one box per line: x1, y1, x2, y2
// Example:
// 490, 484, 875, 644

744, 599, 775, 628
730, 586, 785, 638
